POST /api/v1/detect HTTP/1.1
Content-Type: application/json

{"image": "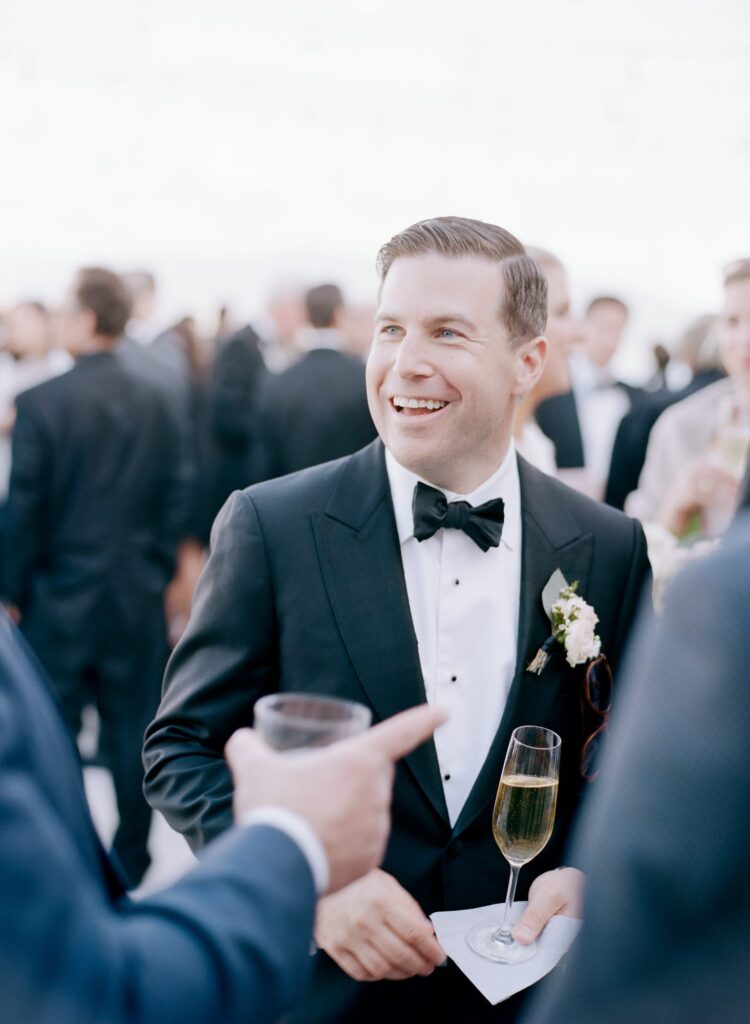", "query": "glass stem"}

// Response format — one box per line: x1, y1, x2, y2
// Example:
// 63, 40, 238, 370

493, 863, 521, 946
